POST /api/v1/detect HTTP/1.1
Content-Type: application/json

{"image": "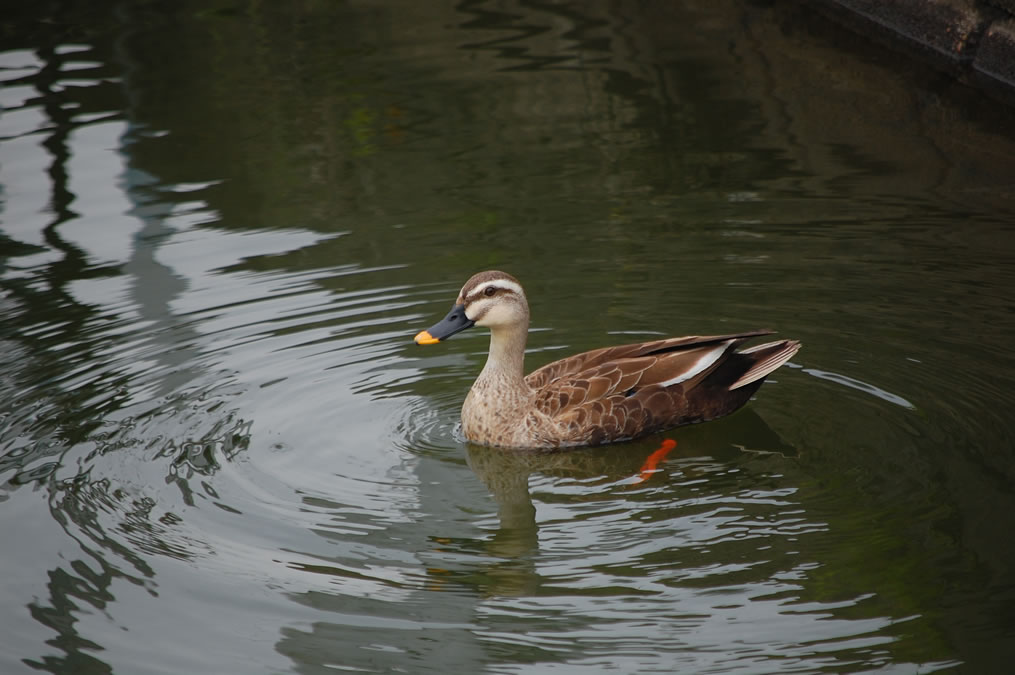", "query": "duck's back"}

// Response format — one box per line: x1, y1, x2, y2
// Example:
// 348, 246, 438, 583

520, 331, 798, 448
